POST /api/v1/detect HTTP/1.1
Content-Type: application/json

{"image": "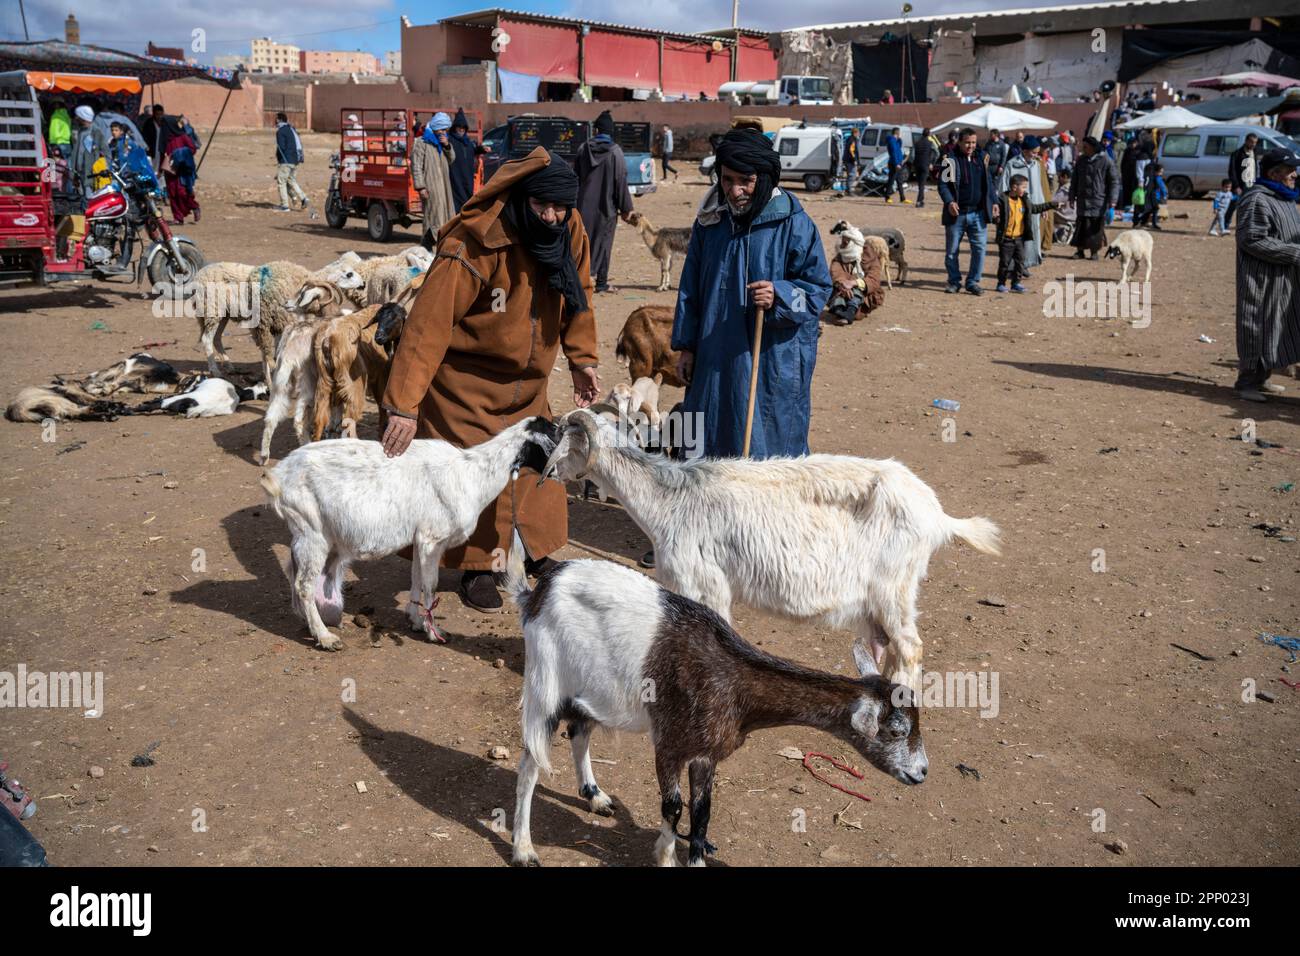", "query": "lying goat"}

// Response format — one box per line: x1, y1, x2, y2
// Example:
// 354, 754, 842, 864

74, 353, 179, 396
505, 546, 927, 866
5, 386, 129, 423
539, 410, 1001, 691
261, 416, 559, 650
133, 375, 266, 419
